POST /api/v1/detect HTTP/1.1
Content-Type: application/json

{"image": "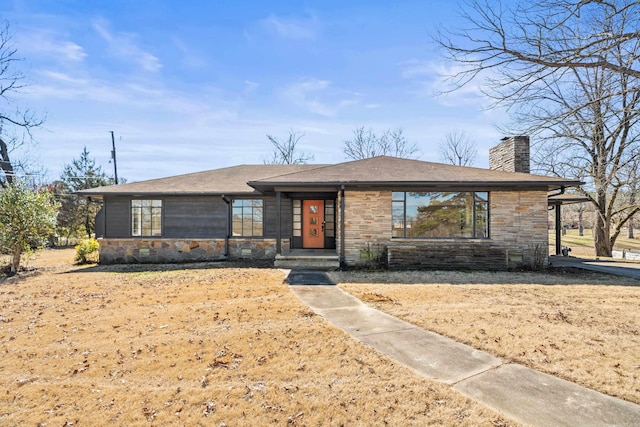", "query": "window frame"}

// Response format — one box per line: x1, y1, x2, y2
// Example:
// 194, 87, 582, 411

392, 191, 489, 239
232, 198, 264, 237
131, 199, 163, 237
